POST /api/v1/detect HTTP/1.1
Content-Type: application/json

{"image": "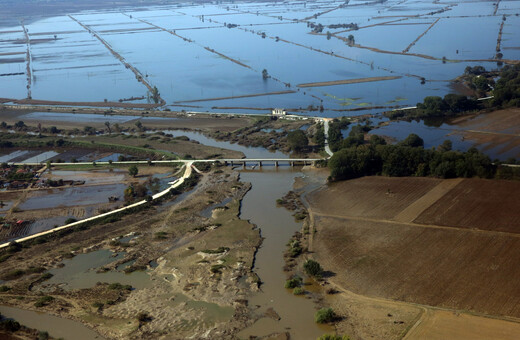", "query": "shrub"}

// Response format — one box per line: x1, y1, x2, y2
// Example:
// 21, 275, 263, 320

315, 308, 336, 324
293, 287, 305, 295
304, 259, 323, 277
318, 334, 350, 340
40, 273, 53, 281
34, 295, 54, 307
285, 276, 302, 289
108, 283, 132, 291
